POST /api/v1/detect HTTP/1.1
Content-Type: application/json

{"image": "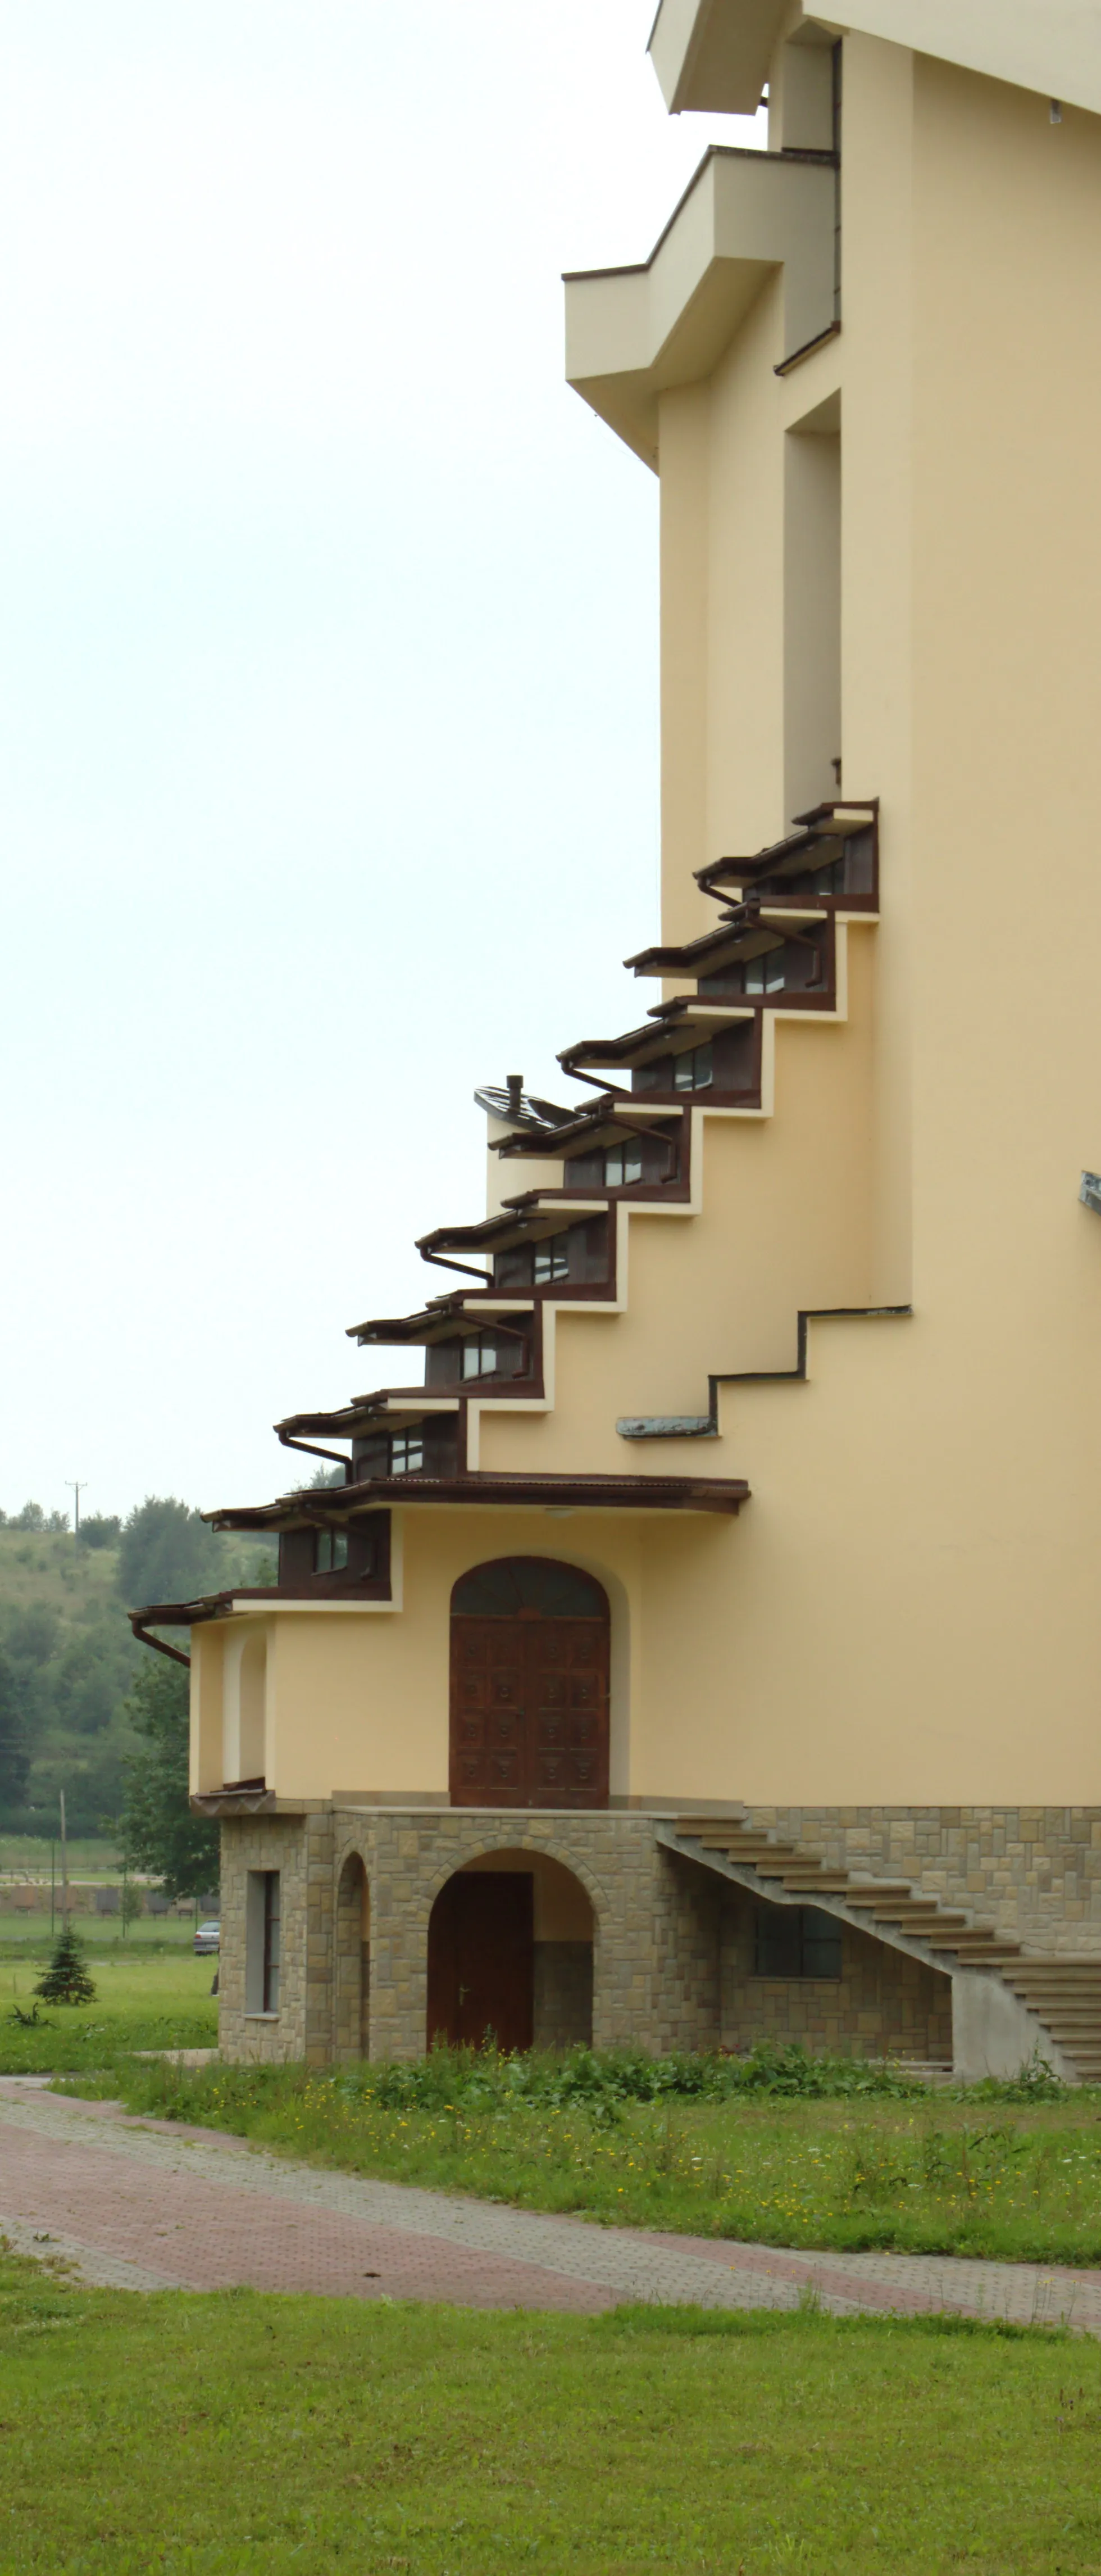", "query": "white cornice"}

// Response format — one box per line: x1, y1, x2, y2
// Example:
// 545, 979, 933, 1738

649, 0, 1101, 119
